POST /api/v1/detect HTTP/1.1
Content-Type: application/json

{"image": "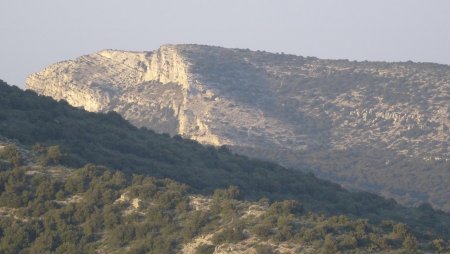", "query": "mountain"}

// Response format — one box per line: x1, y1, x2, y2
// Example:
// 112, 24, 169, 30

26, 44, 450, 211
2, 79, 450, 239
1, 80, 449, 253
